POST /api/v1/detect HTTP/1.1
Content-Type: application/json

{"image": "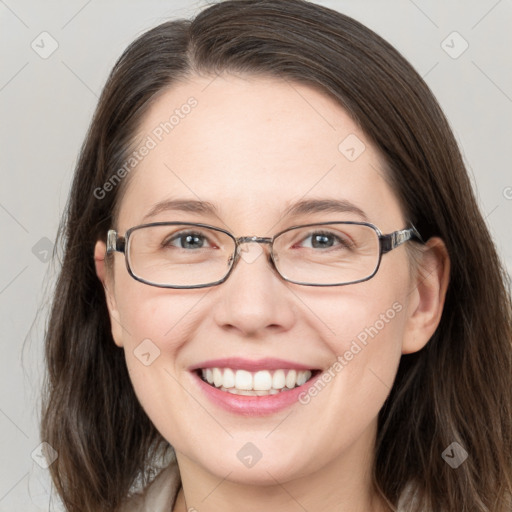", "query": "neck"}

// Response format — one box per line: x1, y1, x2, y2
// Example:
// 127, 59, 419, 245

173, 422, 391, 512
